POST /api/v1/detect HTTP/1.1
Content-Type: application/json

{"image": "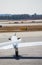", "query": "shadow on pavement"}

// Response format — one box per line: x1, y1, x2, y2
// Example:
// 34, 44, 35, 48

0, 55, 42, 60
